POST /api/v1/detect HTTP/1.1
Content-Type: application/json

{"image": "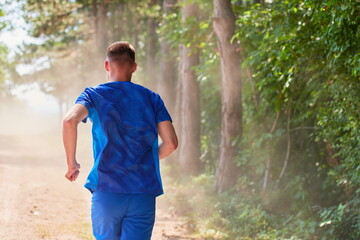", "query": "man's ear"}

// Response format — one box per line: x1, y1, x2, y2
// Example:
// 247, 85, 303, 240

132, 63, 137, 73
104, 60, 110, 72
